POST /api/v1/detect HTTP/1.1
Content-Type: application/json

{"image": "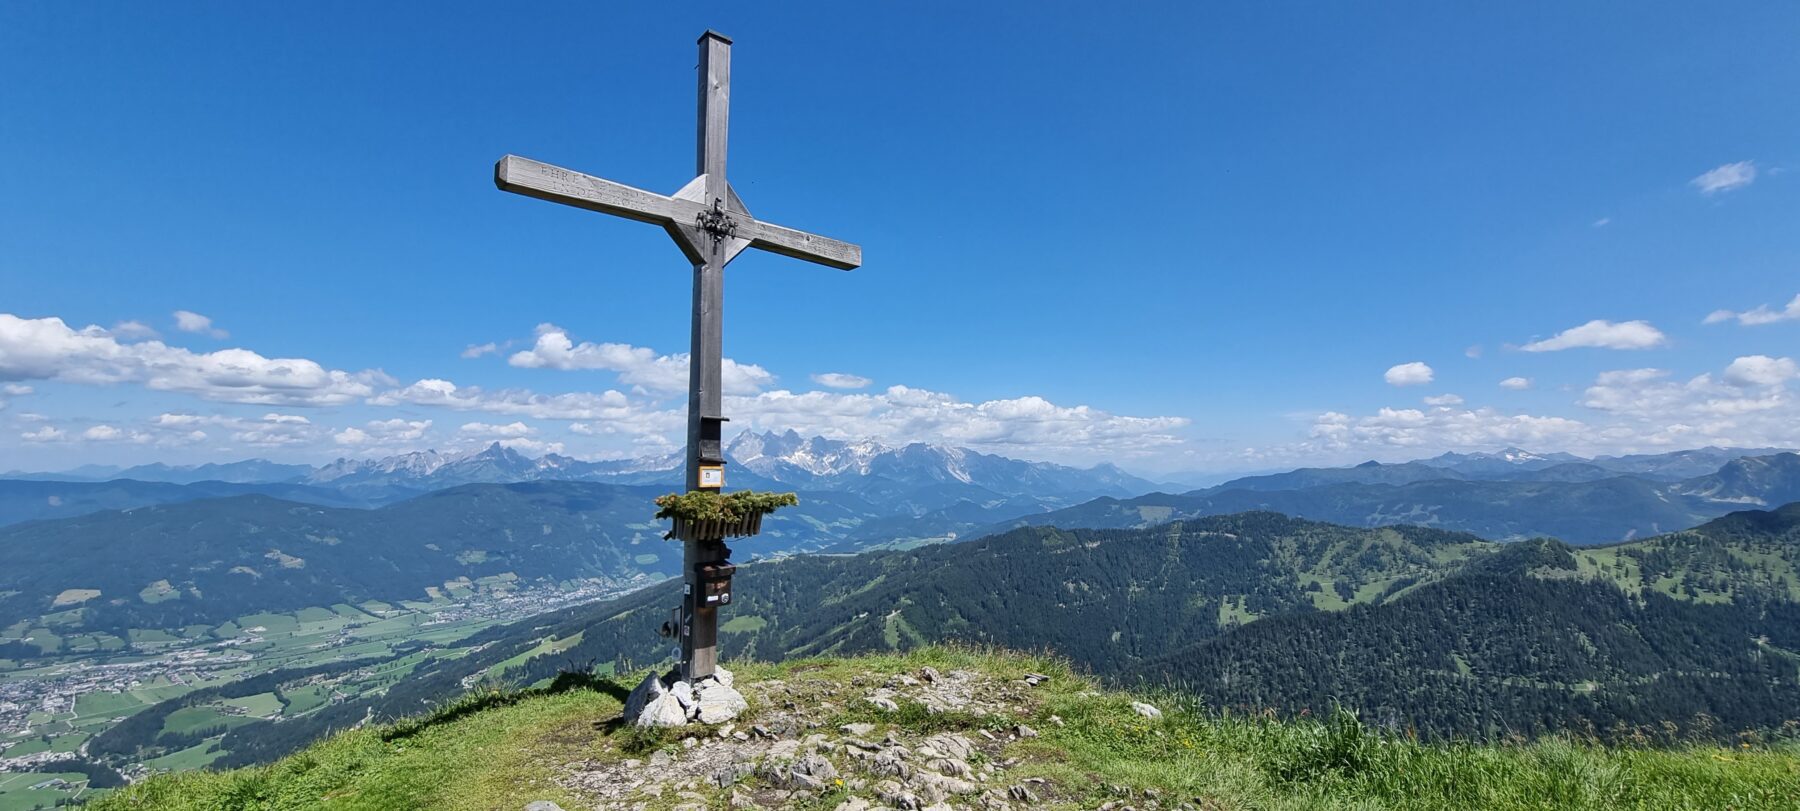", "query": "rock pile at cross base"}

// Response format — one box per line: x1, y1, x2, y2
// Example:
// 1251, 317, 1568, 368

621, 667, 751, 727
544, 664, 1181, 811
